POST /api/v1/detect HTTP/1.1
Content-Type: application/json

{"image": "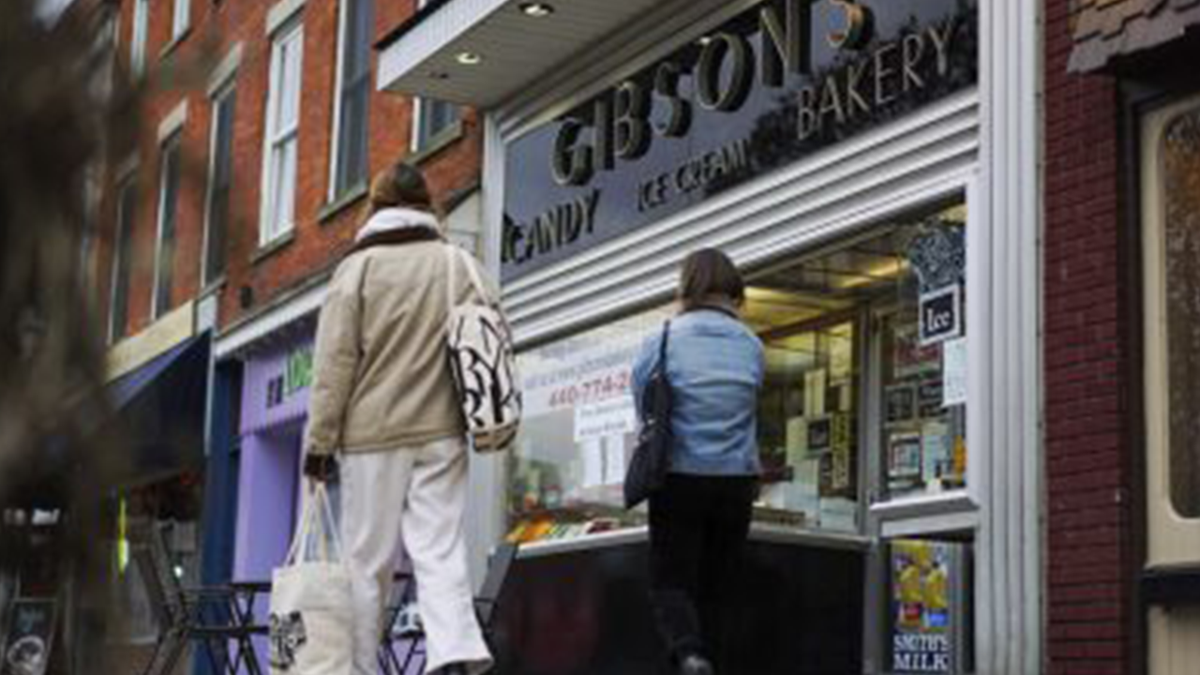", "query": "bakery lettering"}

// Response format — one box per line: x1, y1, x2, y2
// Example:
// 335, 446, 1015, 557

550, 0, 957, 187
